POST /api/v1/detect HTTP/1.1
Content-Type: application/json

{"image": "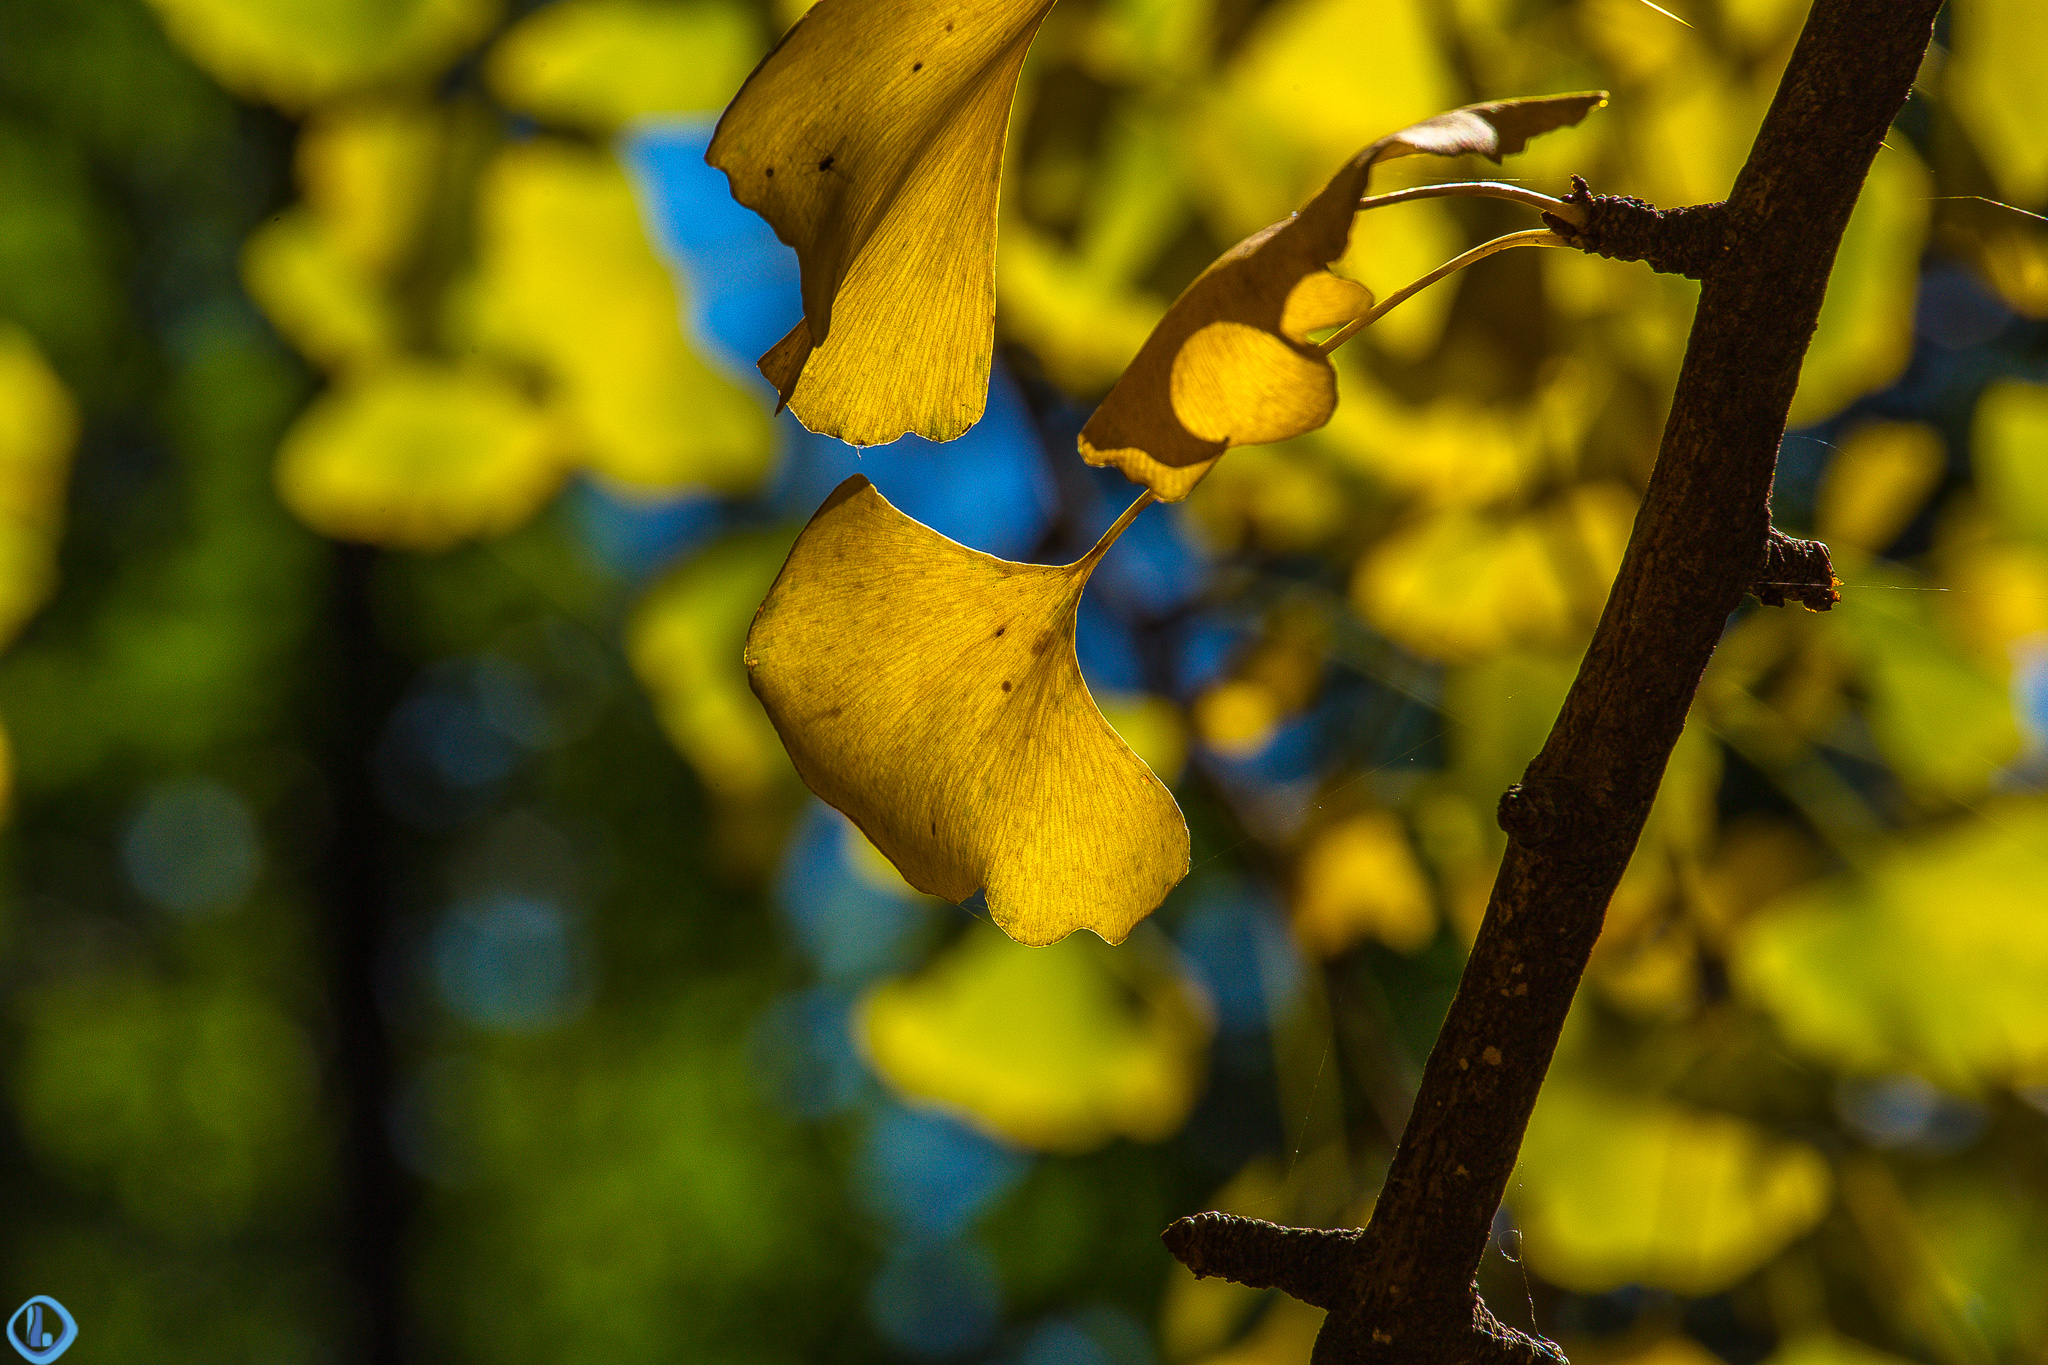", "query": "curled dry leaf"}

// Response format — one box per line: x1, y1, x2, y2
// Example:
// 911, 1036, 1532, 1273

1080, 92, 1606, 502
745, 476, 1188, 946
708, 0, 1057, 446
